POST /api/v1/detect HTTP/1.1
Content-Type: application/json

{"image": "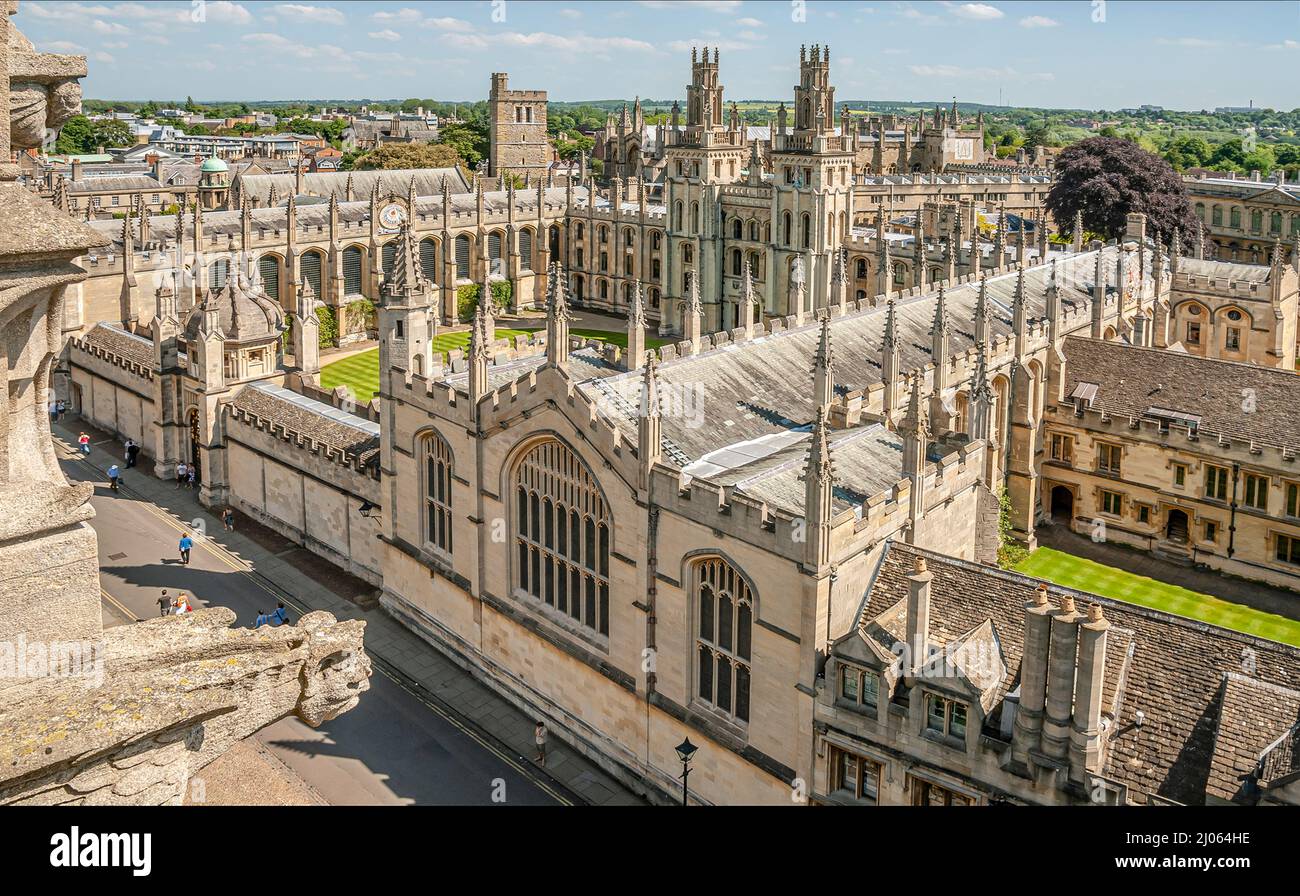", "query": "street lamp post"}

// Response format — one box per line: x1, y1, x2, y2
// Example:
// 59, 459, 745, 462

675, 737, 697, 806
